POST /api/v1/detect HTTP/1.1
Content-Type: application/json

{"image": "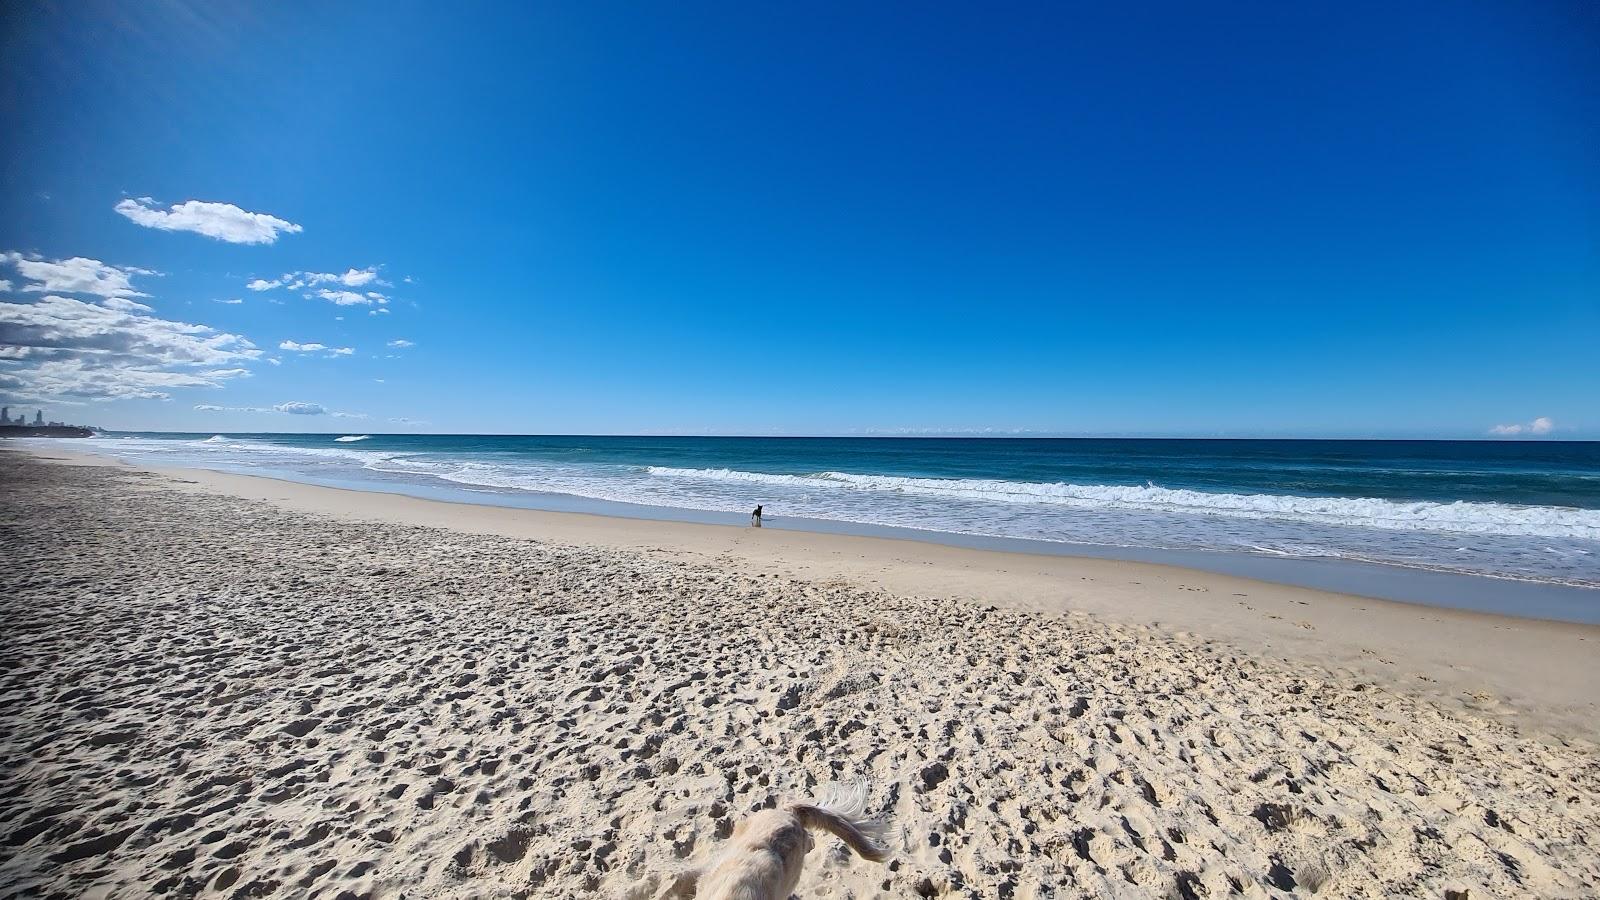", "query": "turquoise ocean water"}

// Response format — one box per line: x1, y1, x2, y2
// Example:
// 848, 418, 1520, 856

70, 434, 1599, 597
